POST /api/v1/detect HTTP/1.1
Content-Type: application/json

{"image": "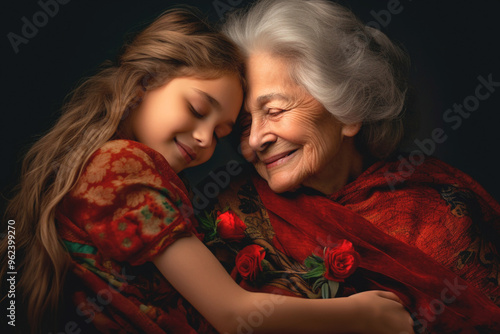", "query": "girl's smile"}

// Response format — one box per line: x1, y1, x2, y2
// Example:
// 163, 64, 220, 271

175, 138, 197, 163
128, 75, 243, 173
